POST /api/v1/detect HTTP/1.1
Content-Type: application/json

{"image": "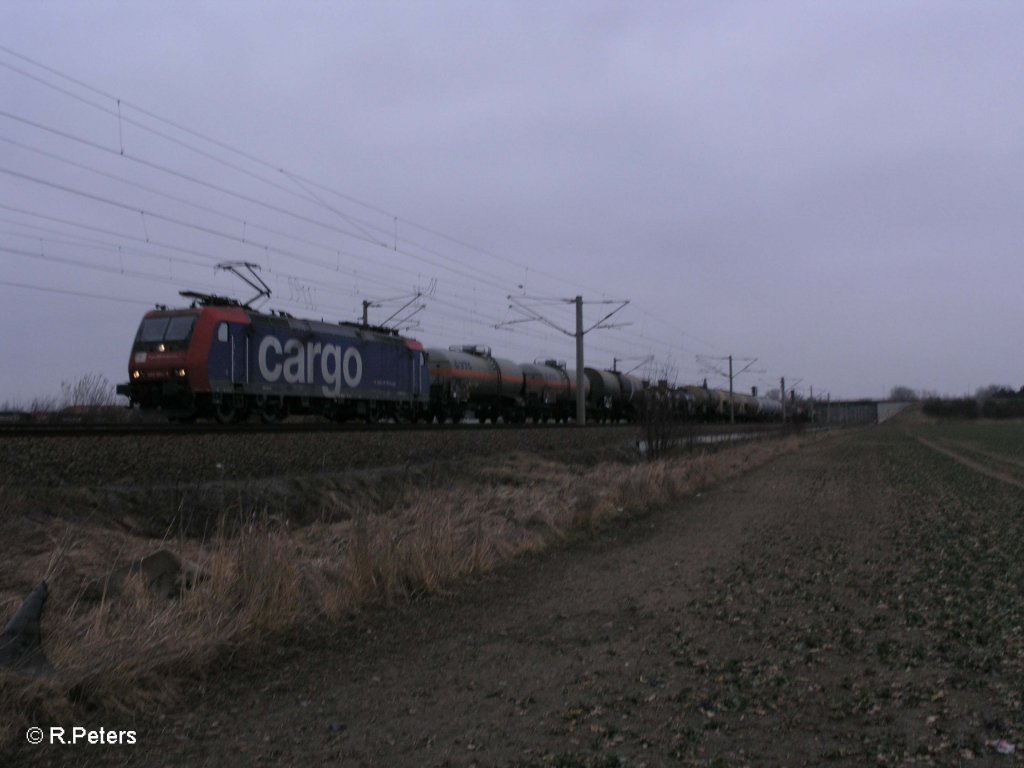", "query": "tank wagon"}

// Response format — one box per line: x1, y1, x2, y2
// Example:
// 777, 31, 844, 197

757, 396, 783, 420
584, 368, 645, 422
116, 294, 429, 423
426, 345, 525, 423
521, 359, 588, 423
733, 392, 756, 420
679, 385, 709, 420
